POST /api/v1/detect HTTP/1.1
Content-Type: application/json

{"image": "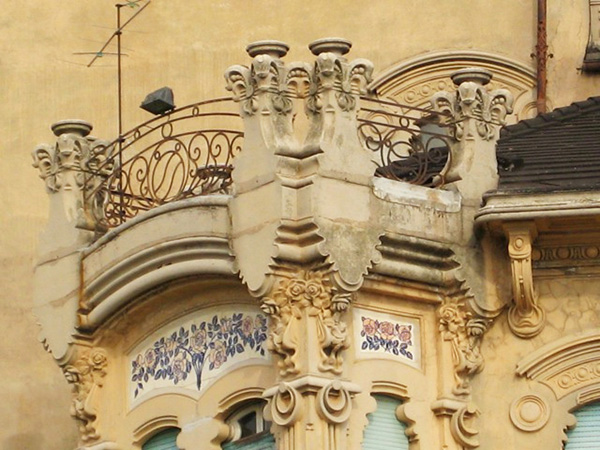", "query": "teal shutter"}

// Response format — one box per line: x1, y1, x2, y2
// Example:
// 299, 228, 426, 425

362, 395, 409, 450
566, 402, 600, 449
142, 428, 180, 450
222, 432, 276, 450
